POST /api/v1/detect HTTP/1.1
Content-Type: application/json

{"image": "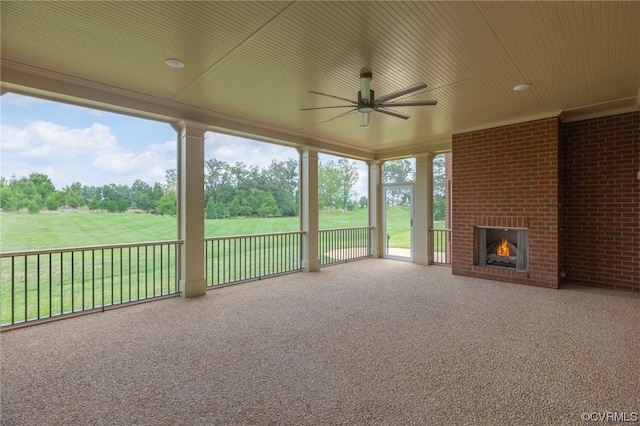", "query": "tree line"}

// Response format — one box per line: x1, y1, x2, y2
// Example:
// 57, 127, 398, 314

0, 157, 367, 217
0, 156, 445, 219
